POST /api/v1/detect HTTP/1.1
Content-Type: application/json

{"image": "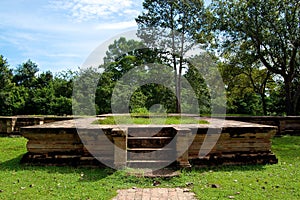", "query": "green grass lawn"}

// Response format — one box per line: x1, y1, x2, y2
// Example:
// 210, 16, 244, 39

0, 136, 299, 200
95, 115, 209, 125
